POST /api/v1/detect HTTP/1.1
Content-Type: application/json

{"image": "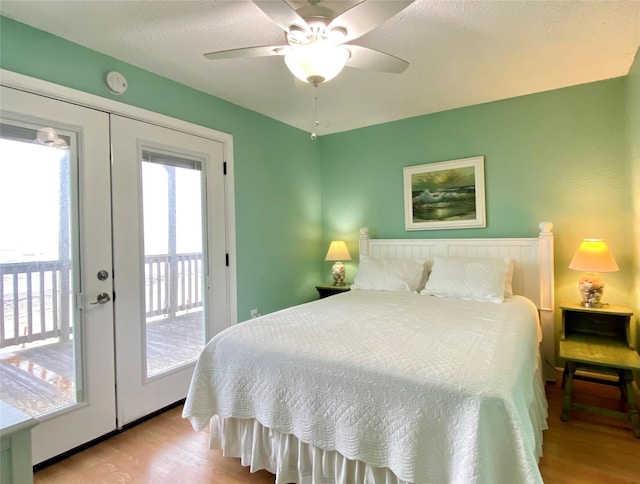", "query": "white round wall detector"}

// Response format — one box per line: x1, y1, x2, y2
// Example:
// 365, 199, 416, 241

106, 71, 128, 95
